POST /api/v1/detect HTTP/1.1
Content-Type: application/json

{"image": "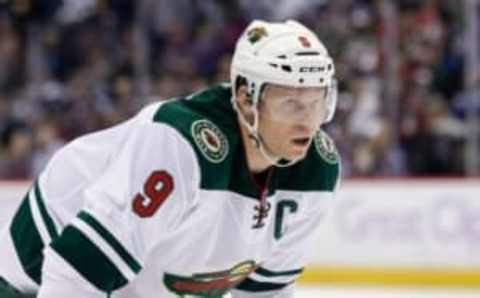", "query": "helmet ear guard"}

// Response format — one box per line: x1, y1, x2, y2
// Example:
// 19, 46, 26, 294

246, 94, 254, 105
233, 75, 255, 106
